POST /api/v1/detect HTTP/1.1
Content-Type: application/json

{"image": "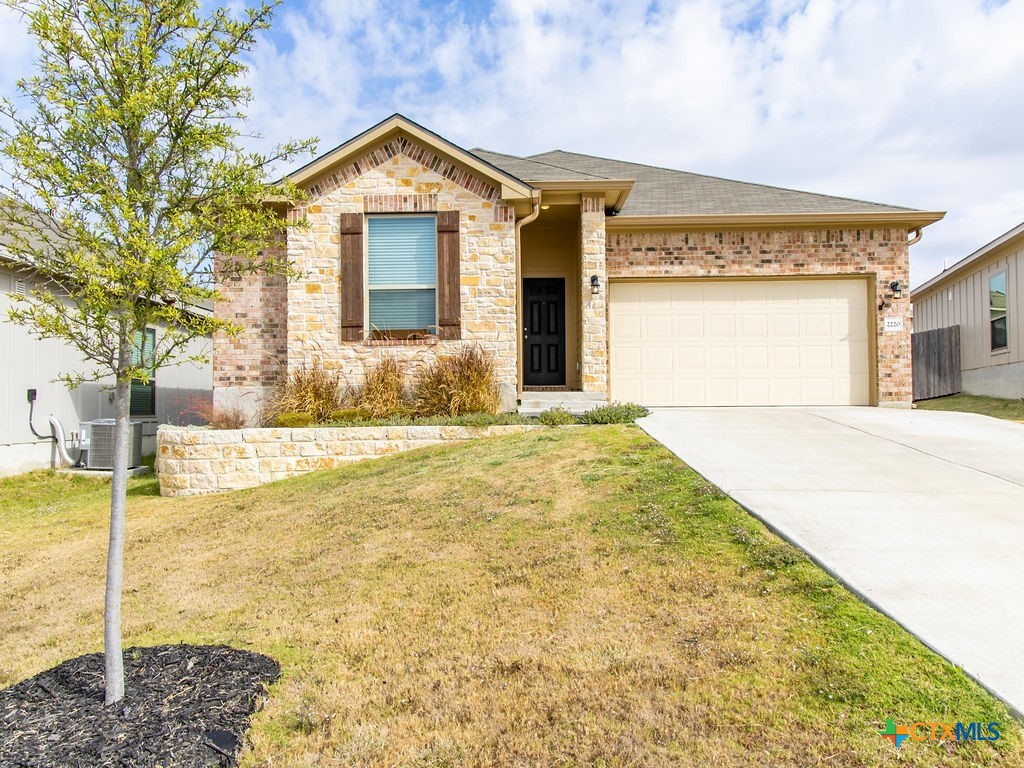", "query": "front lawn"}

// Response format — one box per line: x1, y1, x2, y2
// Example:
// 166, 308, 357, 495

916, 392, 1024, 422
0, 427, 1018, 766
